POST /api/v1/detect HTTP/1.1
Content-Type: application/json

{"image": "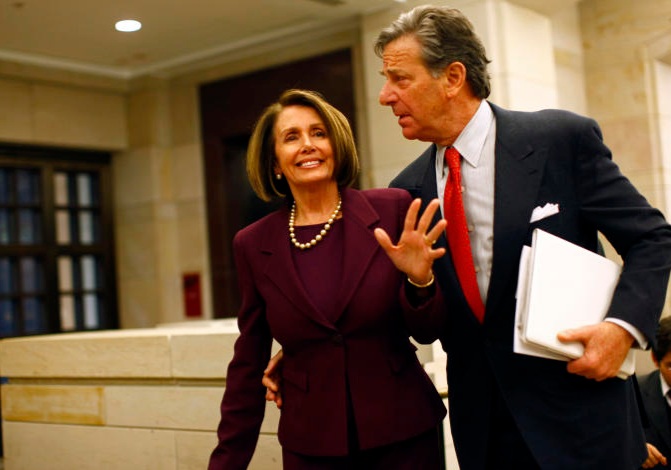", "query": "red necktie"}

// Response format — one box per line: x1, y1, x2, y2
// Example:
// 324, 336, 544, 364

444, 147, 485, 323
